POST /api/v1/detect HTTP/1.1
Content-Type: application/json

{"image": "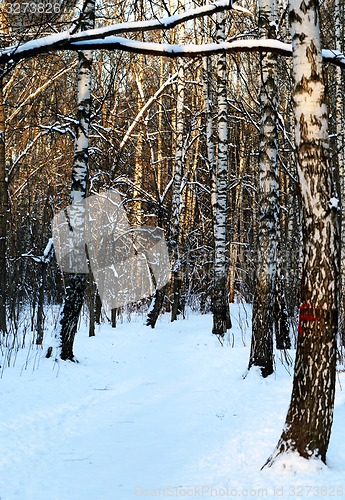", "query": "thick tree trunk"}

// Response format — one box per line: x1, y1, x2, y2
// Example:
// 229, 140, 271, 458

265, 0, 340, 465
336, 0, 345, 350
